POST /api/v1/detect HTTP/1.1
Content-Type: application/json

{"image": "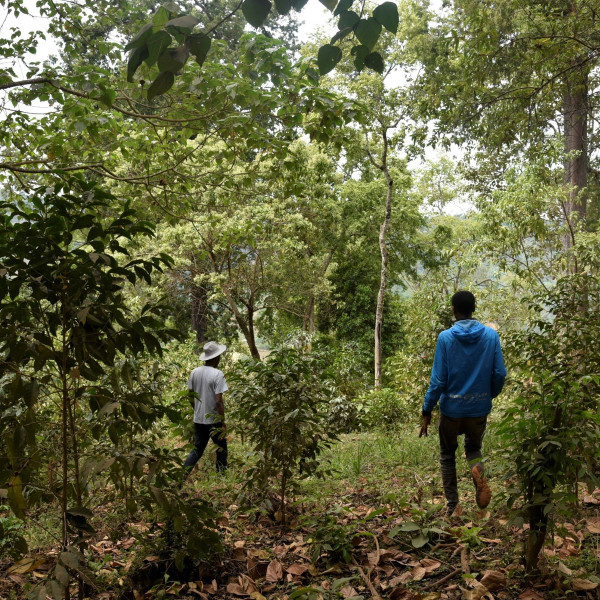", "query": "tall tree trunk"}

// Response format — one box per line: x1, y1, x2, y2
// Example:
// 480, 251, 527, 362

303, 250, 334, 335
247, 307, 261, 361
219, 284, 261, 360
562, 66, 588, 265
375, 168, 393, 389
191, 283, 207, 346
